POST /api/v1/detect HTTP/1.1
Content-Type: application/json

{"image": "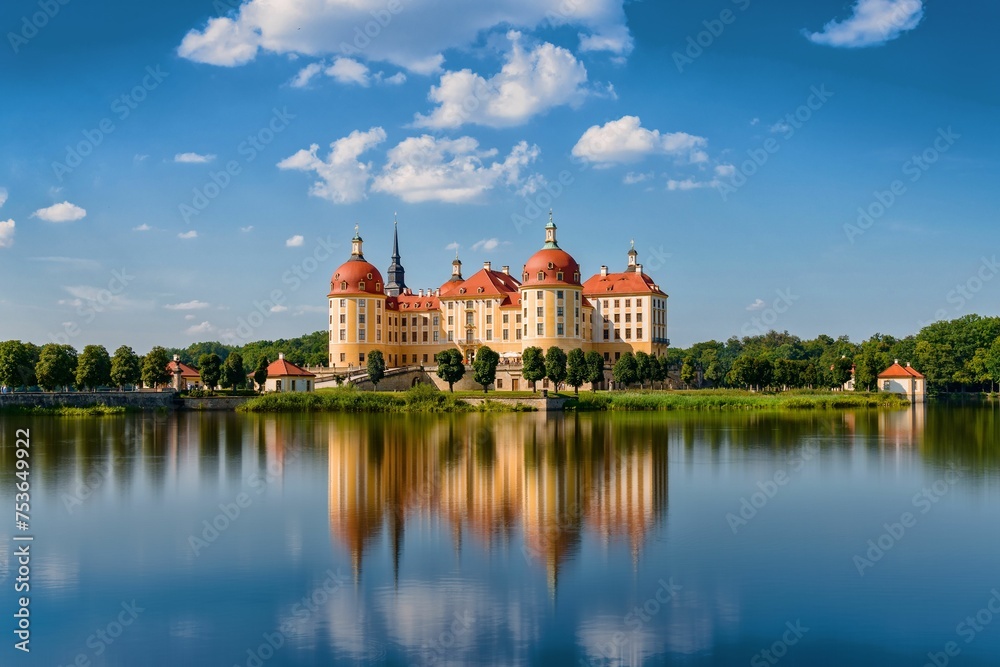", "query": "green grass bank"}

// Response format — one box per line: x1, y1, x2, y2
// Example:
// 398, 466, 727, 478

564, 390, 912, 411
237, 385, 536, 413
